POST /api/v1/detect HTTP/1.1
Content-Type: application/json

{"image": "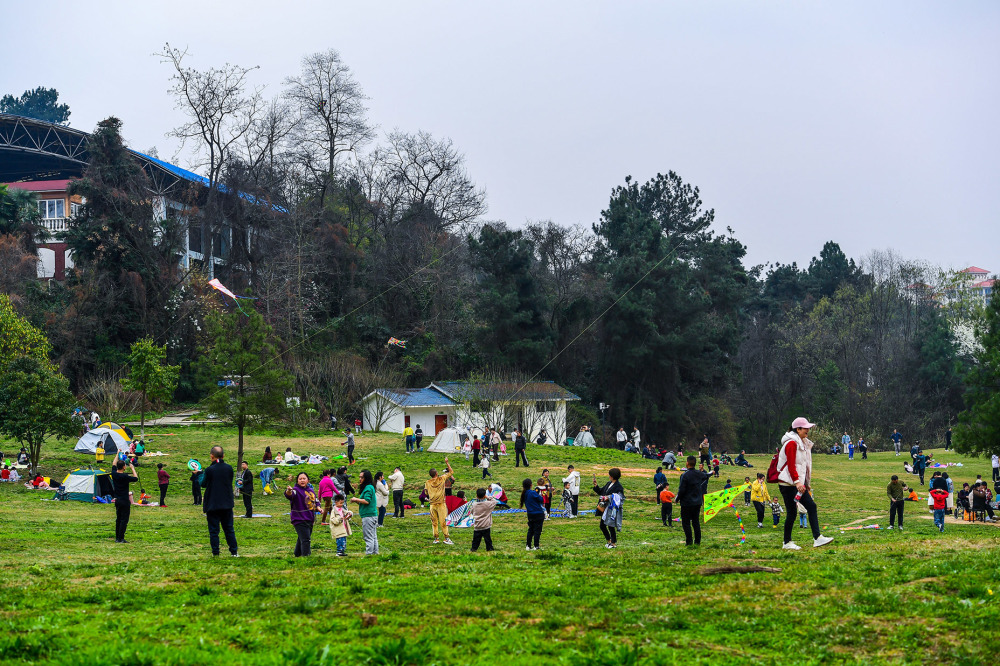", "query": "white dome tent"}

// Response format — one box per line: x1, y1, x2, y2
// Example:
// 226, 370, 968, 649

427, 427, 463, 453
